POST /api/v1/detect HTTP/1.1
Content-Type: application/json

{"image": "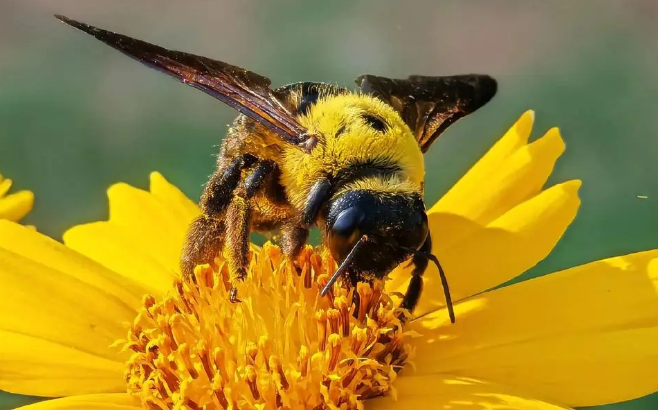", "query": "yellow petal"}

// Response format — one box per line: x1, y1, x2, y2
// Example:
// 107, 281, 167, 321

64, 174, 199, 282
434, 111, 534, 214
407, 249, 658, 407
0, 221, 147, 306
369, 374, 574, 410
0, 221, 144, 396
389, 180, 580, 318
0, 331, 126, 397
15, 394, 140, 410
64, 222, 175, 296
430, 111, 564, 226
0, 176, 12, 196
149, 172, 200, 223
0, 190, 34, 222
108, 182, 187, 271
